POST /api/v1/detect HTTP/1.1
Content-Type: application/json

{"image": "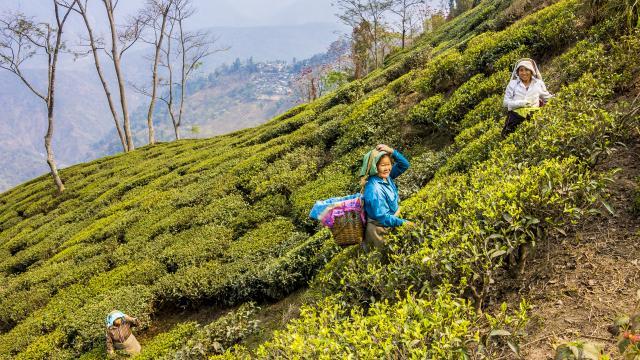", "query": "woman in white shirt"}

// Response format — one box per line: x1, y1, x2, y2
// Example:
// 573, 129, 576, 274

502, 58, 553, 137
